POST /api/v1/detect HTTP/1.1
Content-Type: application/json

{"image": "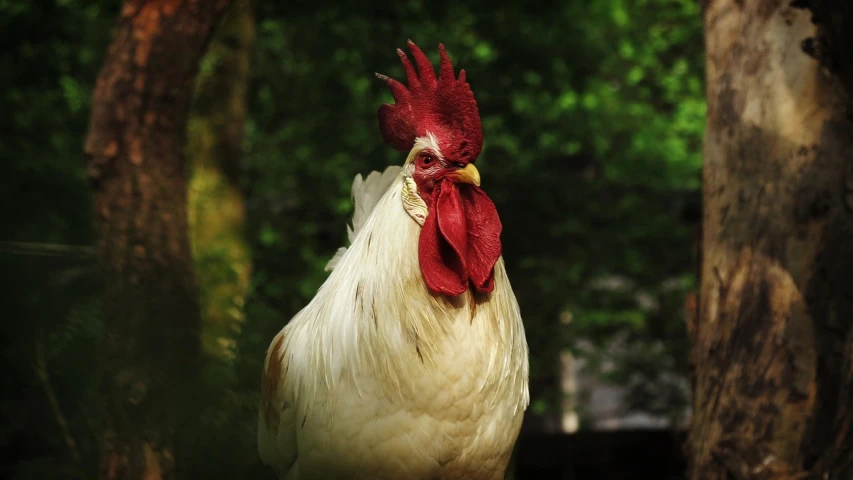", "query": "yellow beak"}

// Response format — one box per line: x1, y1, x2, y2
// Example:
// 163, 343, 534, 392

451, 163, 481, 187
